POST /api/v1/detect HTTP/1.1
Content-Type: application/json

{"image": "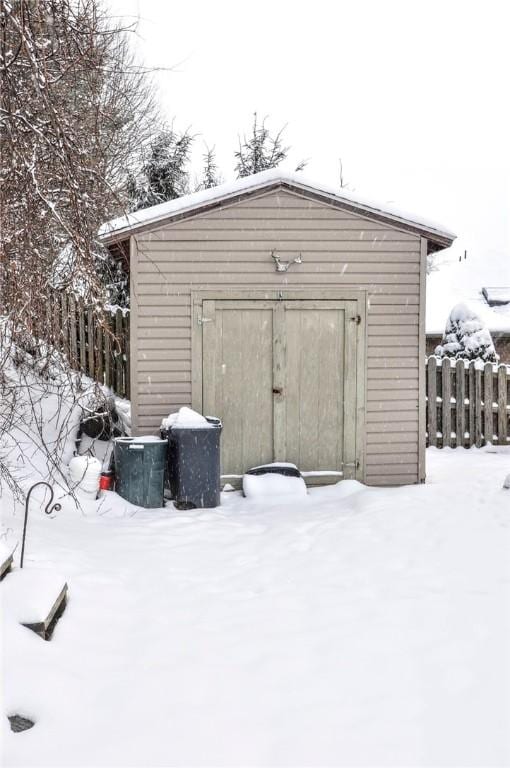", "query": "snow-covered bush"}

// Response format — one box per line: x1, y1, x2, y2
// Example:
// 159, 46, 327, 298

0, 320, 131, 502
435, 303, 498, 362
